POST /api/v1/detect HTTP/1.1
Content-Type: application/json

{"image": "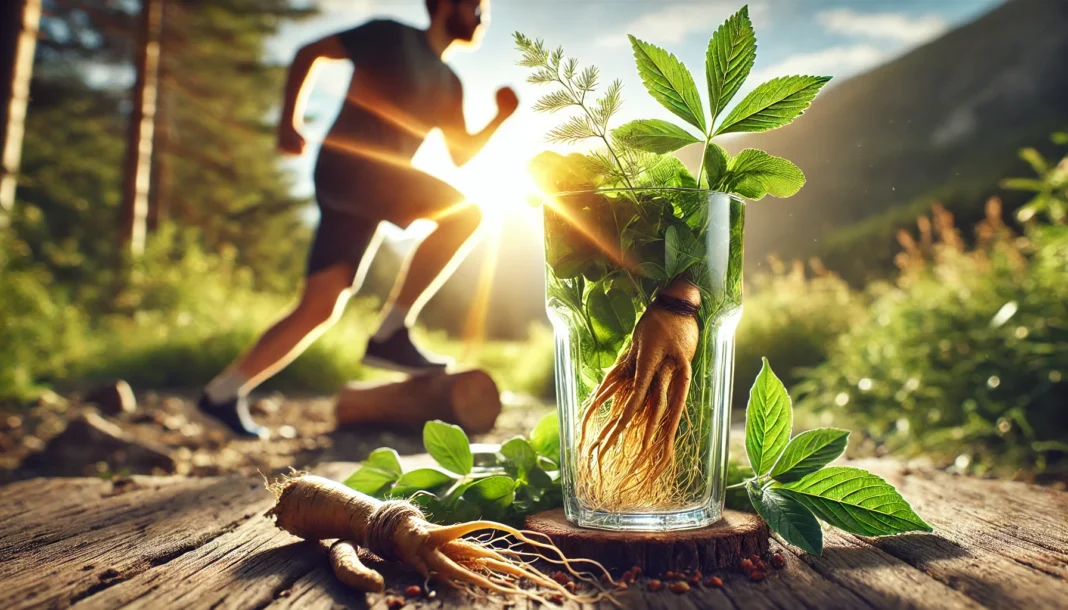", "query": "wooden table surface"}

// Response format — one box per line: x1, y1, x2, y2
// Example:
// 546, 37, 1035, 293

2, 458, 1065, 610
